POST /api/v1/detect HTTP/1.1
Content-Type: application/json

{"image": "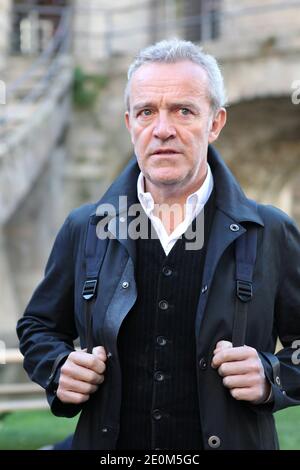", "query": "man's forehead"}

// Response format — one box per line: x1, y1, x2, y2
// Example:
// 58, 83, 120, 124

130, 61, 209, 98
132, 60, 208, 83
